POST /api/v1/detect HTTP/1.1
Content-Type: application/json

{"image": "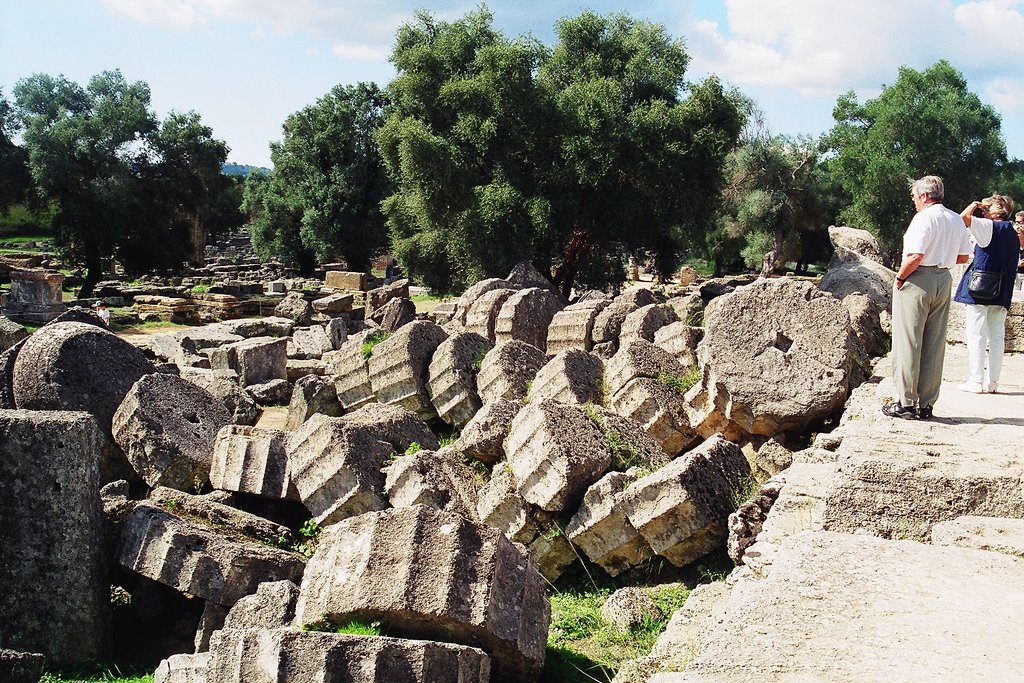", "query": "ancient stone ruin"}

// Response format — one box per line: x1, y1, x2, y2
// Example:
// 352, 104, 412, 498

7, 234, 1015, 682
